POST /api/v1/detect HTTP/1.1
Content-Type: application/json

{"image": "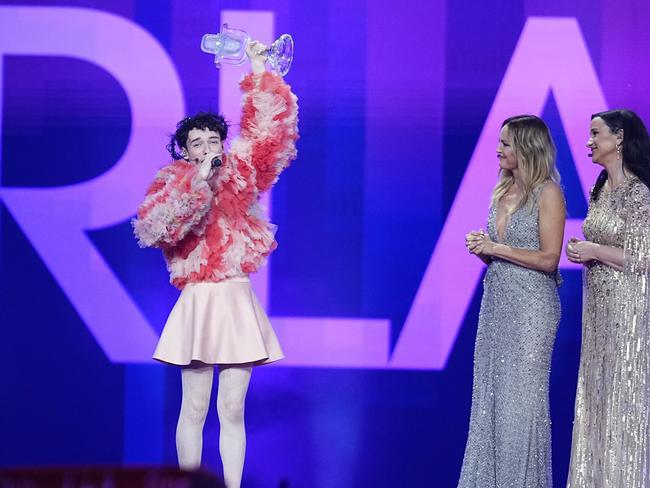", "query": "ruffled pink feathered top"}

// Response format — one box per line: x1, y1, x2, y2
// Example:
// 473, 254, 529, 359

132, 71, 299, 289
